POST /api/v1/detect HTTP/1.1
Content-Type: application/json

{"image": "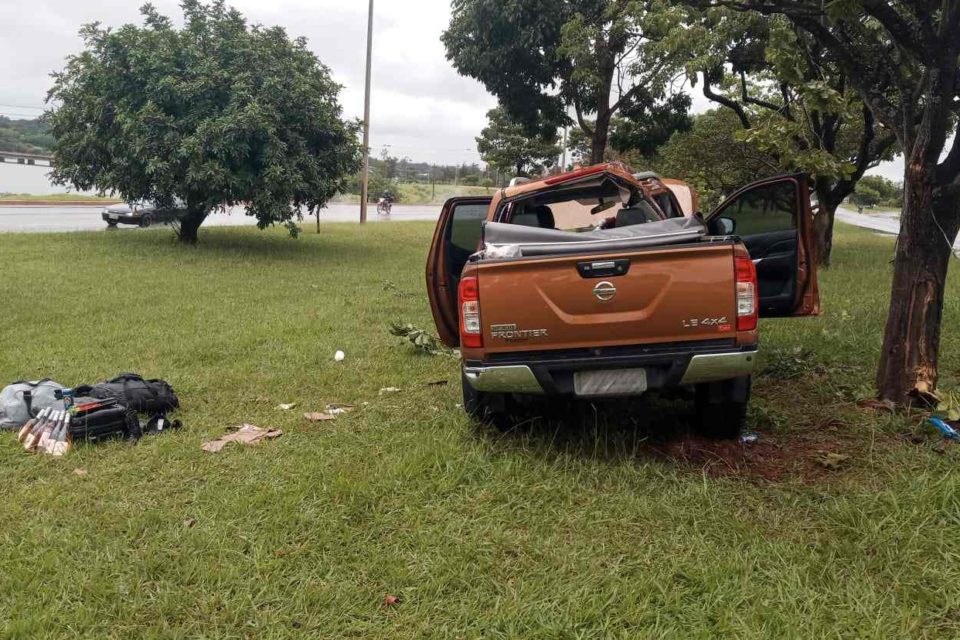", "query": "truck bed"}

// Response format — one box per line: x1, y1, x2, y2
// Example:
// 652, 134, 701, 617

473, 238, 739, 356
